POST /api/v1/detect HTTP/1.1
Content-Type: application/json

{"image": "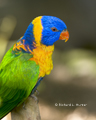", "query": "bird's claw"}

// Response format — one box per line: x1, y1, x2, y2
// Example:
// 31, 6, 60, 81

30, 94, 39, 103
36, 89, 39, 95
